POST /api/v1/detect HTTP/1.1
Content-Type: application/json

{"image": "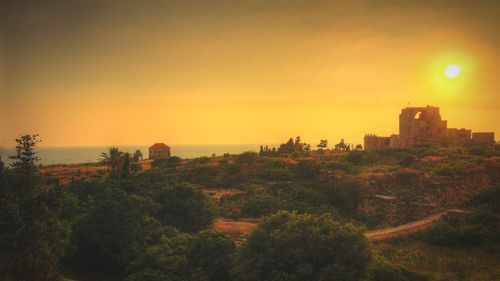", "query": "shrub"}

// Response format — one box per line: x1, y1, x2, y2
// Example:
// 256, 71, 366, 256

368, 260, 430, 281
295, 159, 319, 179
151, 156, 182, 169
421, 221, 458, 246
130, 163, 142, 173
259, 167, 294, 181
159, 183, 216, 232
468, 146, 487, 156
236, 151, 258, 165
399, 154, 417, 167
322, 160, 358, 174
241, 194, 280, 217
188, 230, 236, 281
232, 211, 372, 281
